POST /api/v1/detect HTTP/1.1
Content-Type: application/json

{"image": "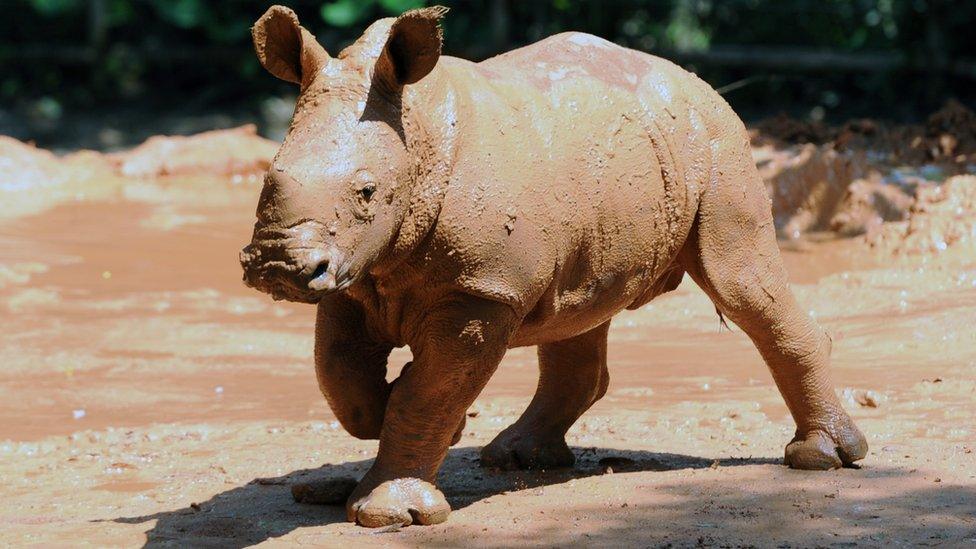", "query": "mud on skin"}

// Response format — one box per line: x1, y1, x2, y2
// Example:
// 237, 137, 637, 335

241, 5, 867, 527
